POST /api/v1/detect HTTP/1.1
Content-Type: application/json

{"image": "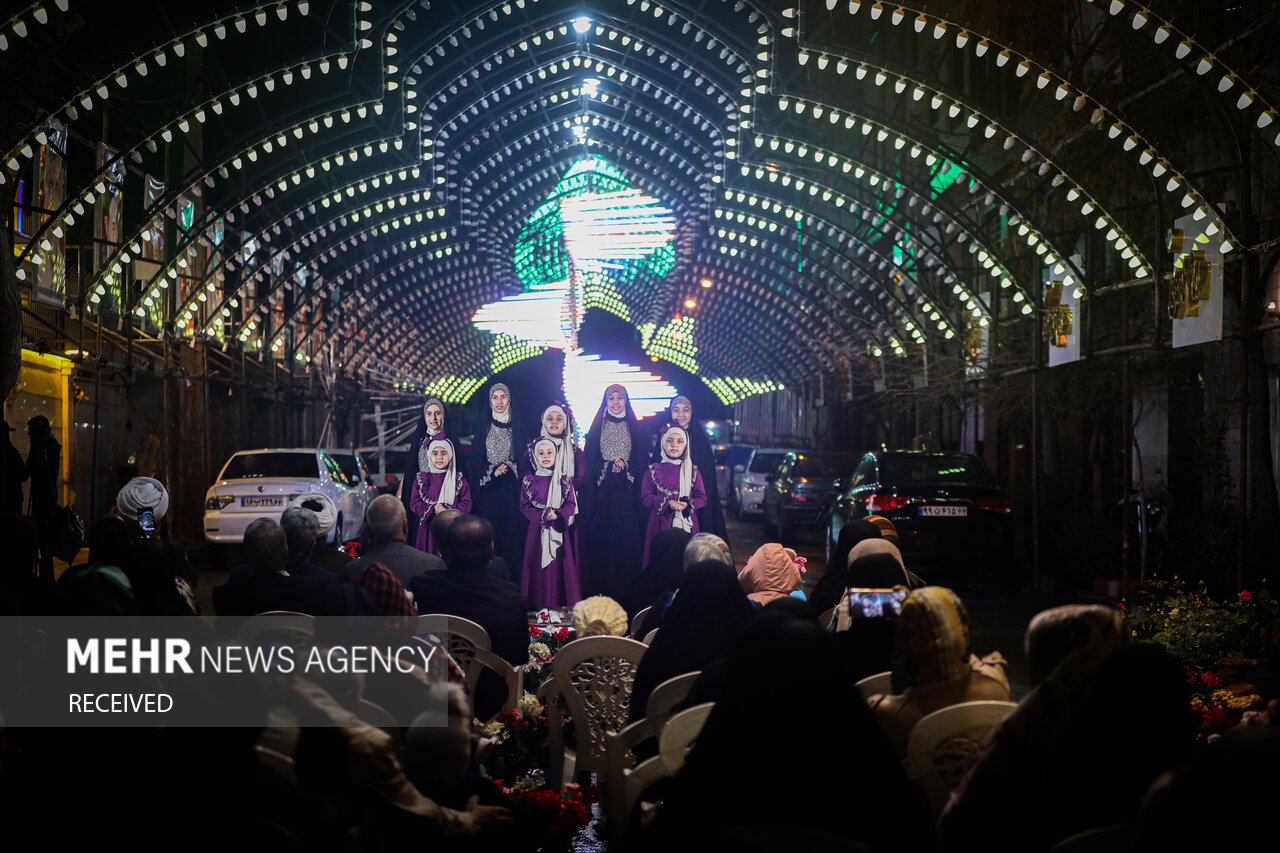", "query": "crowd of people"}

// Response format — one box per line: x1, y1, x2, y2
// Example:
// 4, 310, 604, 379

1, 393, 1277, 852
